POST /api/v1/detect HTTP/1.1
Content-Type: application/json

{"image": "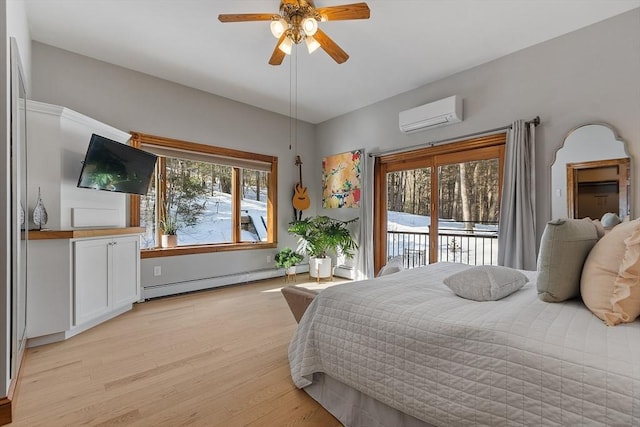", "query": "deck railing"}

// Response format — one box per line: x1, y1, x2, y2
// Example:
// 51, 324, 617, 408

386, 221, 498, 268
